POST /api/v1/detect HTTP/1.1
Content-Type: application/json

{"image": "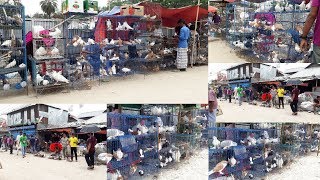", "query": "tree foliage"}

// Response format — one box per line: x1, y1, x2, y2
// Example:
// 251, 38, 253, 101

40, 0, 58, 18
